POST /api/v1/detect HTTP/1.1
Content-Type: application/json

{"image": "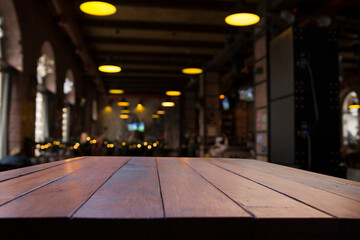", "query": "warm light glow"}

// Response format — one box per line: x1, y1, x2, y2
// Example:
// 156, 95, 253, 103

98, 65, 121, 73
349, 104, 360, 109
121, 109, 130, 114
147, 145, 152, 150
120, 114, 129, 119
122, 142, 126, 146
152, 114, 160, 119
225, 13, 260, 26
162, 101, 175, 107
104, 106, 112, 112
137, 144, 142, 148
156, 110, 165, 115
182, 67, 203, 75
144, 142, 148, 146
219, 94, 225, 99
80, 1, 117, 16
108, 89, 124, 94
117, 101, 129, 107
166, 91, 181, 96
135, 103, 144, 111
